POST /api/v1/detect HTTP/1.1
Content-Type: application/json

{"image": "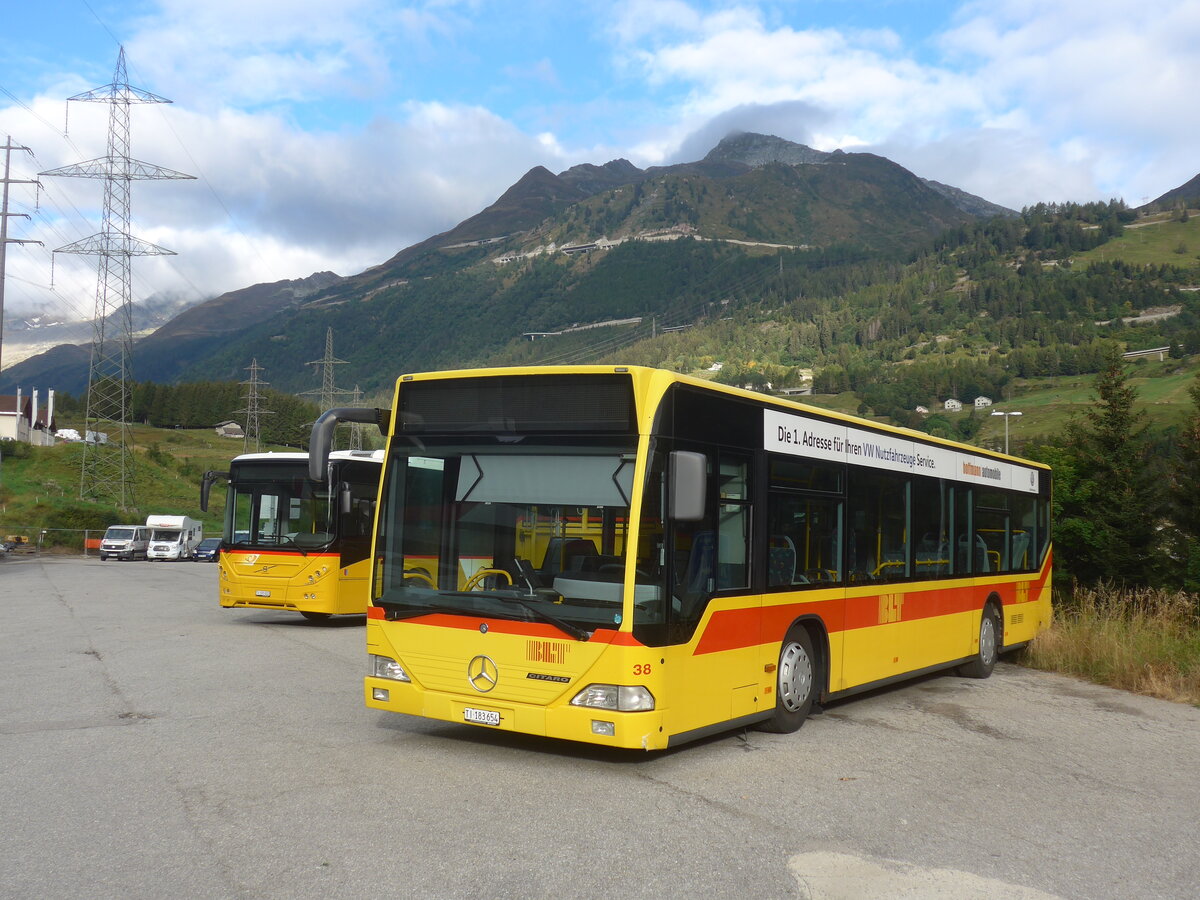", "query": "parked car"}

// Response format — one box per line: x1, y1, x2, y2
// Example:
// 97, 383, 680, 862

193, 538, 222, 562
